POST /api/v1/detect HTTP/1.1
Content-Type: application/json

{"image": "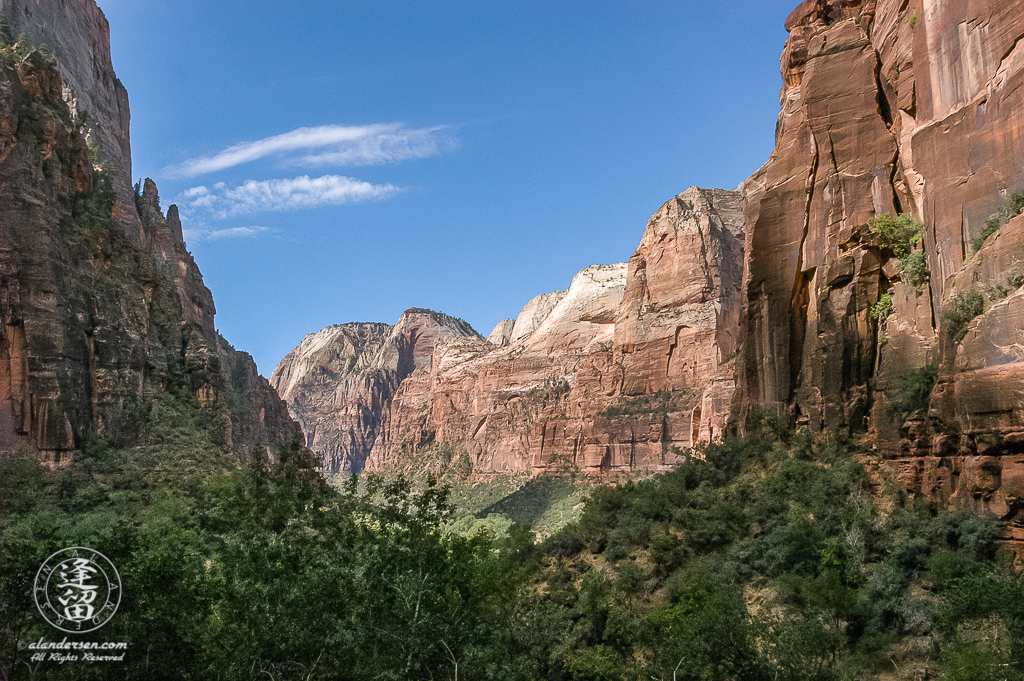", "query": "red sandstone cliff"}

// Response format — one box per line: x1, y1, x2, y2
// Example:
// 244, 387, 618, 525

365, 188, 744, 477
736, 0, 1024, 547
0, 1, 300, 461
276, 187, 744, 477
269, 310, 482, 474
